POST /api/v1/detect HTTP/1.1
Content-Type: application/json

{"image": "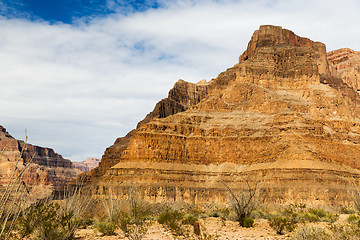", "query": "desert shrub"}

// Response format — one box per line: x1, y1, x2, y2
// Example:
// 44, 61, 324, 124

76, 216, 95, 229
16, 180, 91, 240
329, 224, 360, 240
17, 203, 40, 237
347, 214, 360, 224
24, 201, 77, 240
308, 208, 327, 218
291, 226, 330, 240
303, 208, 338, 223
320, 213, 339, 223
300, 212, 319, 222
158, 208, 184, 235
269, 215, 297, 235
223, 180, 259, 227
208, 212, 220, 218
182, 214, 199, 225
341, 207, 356, 214
96, 220, 117, 236
101, 188, 150, 240
251, 209, 268, 219
242, 216, 254, 228
120, 191, 150, 240
281, 204, 338, 223
116, 211, 132, 233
